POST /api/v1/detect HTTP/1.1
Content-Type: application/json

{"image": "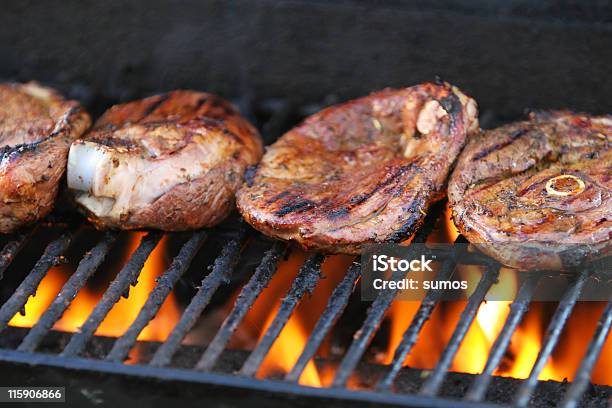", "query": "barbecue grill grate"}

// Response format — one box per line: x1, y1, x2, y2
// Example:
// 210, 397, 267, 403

0, 203, 609, 408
